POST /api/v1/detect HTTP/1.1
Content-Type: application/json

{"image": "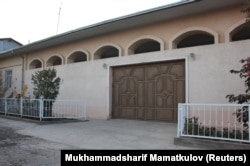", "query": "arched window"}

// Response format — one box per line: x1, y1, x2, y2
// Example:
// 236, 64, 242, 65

170, 27, 218, 49
46, 56, 62, 67
94, 45, 120, 59
29, 59, 42, 69
231, 24, 250, 41
134, 41, 160, 54
127, 38, 162, 55
101, 47, 119, 59
175, 31, 214, 49
67, 51, 87, 64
